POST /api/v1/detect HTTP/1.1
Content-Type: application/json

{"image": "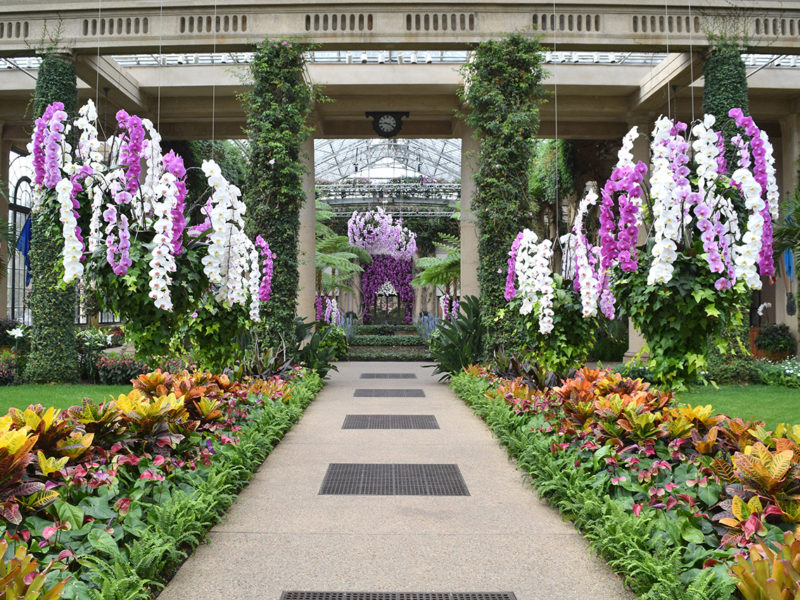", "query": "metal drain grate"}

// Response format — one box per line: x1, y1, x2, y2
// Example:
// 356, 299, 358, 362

353, 389, 425, 397
360, 373, 417, 379
342, 415, 439, 429
281, 593, 516, 600
319, 464, 469, 496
